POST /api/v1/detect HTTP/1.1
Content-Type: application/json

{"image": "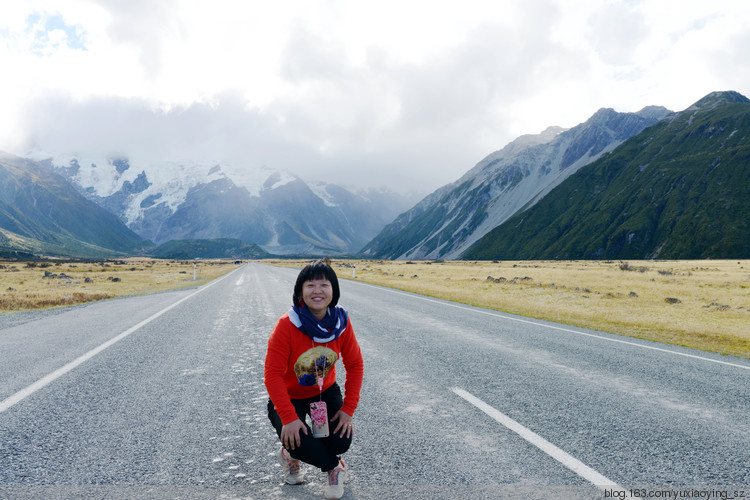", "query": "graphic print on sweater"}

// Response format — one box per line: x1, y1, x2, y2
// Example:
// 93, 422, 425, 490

294, 347, 338, 386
